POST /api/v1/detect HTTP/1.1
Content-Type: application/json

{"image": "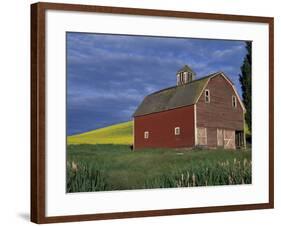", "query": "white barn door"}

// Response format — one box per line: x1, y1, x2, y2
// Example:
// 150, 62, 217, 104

217, 129, 223, 147
197, 127, 207, 146
223, 129, 235, 149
